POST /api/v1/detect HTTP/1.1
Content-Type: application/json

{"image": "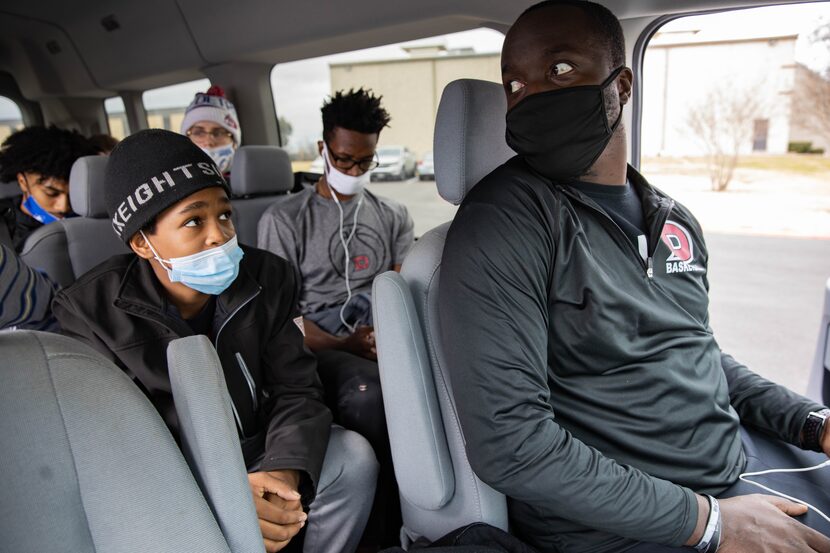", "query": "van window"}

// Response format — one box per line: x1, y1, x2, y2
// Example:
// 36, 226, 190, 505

639, 3, 830, 391
271, 28, 504, 236
142, 78, 211, 133
104, 96, 129, 140
0, 96, 24, 143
